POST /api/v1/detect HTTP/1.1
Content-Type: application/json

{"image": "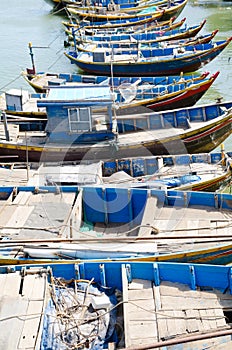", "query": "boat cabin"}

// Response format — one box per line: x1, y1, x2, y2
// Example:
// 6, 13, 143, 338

37, 85, 116, 144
